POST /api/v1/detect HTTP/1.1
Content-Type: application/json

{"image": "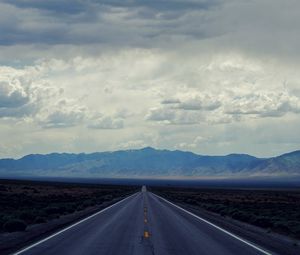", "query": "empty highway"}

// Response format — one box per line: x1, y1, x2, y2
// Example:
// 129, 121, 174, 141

14, 187, 272, 255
